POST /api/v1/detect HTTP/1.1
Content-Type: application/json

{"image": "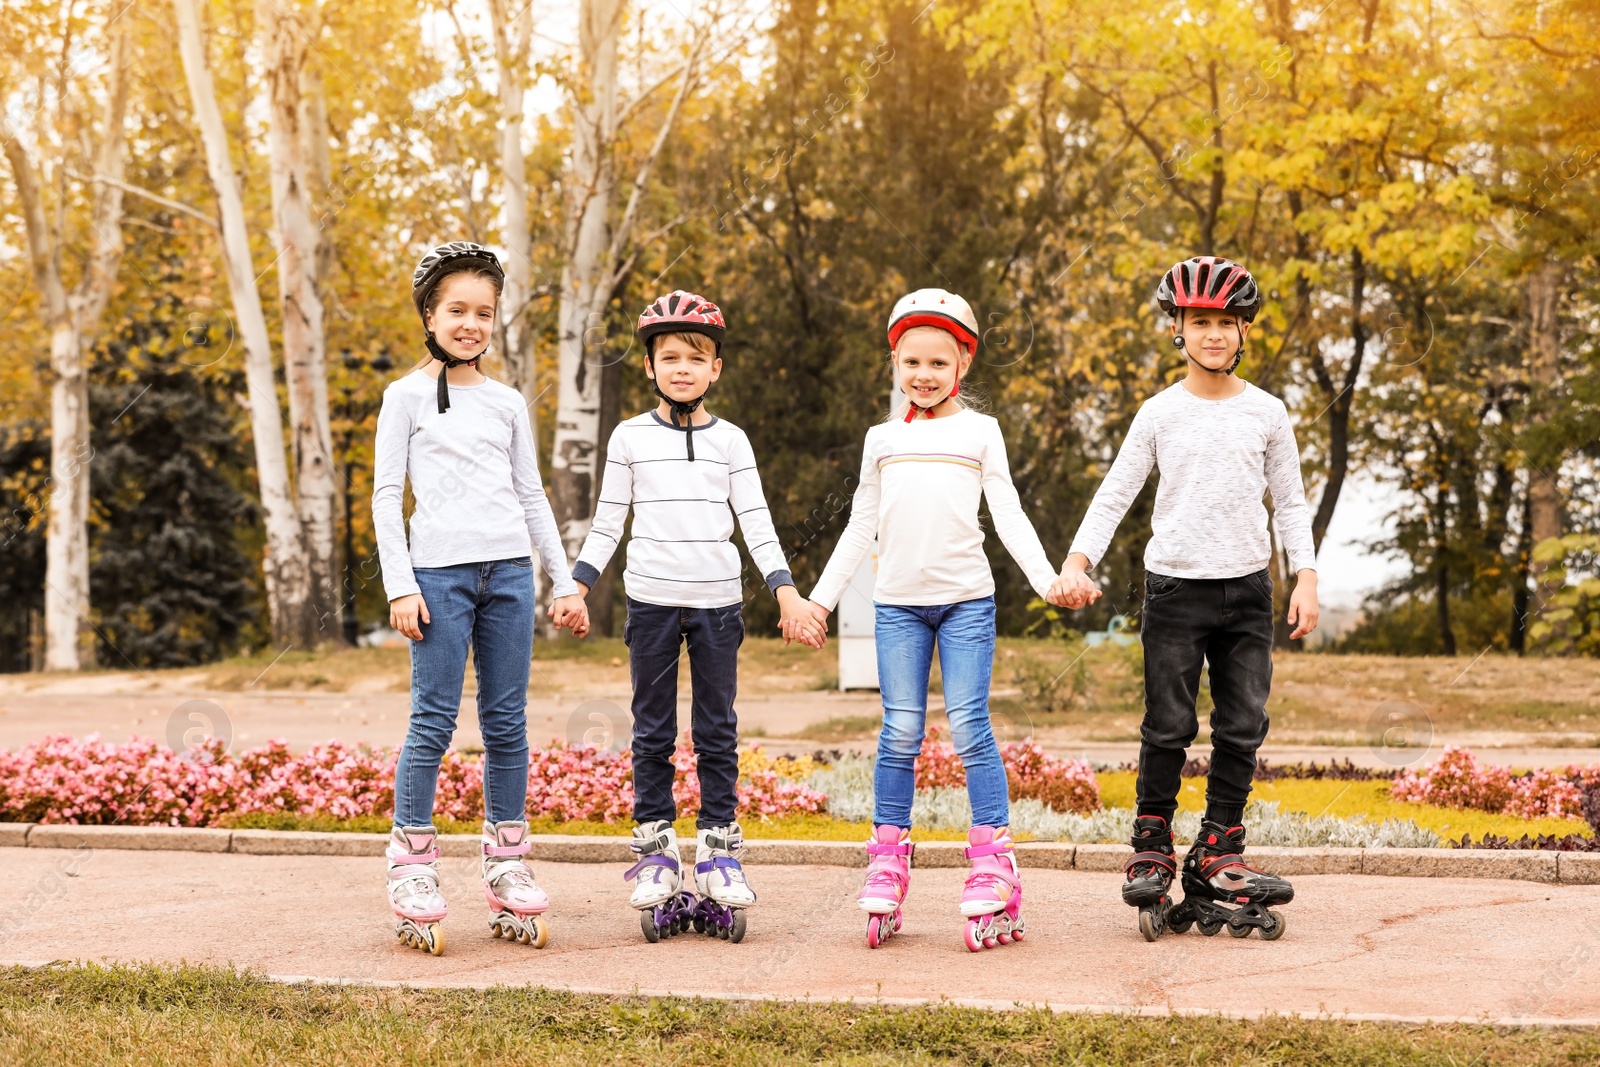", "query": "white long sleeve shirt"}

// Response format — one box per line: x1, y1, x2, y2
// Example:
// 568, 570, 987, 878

572, 413, 794, 608
1067, 381, 1317, 578
809, 408, 1057, 610
371, 370, 578, 602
